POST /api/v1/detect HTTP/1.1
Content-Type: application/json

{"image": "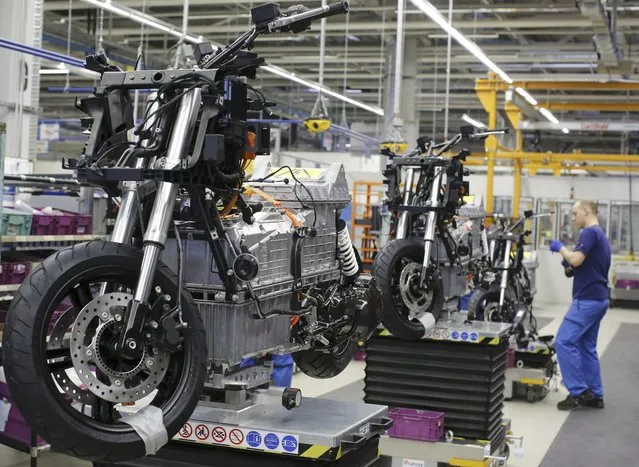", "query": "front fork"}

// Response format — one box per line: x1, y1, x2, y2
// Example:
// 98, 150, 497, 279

498, 238, 512, 313
421, 166, 443, 287
110, 93, 160, 246
119, 88, 202, 353
396, 167, 416, 240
